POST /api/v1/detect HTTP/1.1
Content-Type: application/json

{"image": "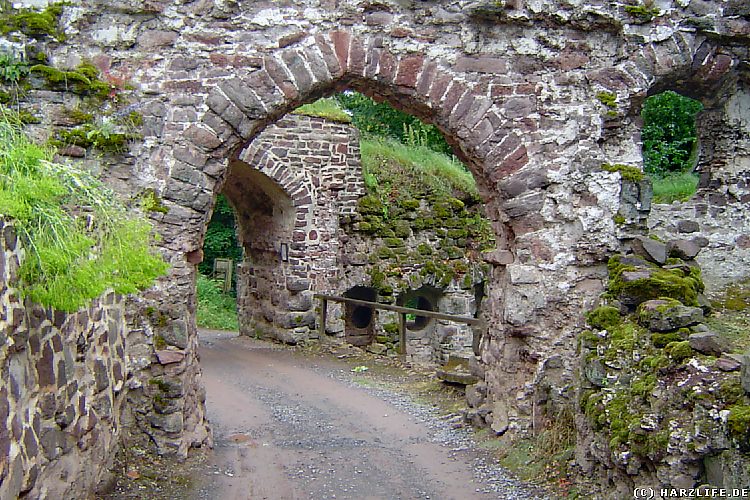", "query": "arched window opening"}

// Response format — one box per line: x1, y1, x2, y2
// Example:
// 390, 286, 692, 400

641, 90, 703, 203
